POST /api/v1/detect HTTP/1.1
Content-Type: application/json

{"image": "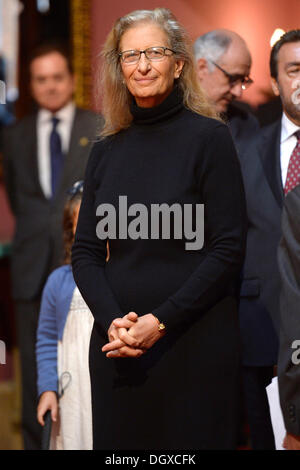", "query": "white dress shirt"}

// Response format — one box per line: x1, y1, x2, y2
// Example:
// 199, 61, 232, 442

37, 101, 76, 198
280, 112, 300, 186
